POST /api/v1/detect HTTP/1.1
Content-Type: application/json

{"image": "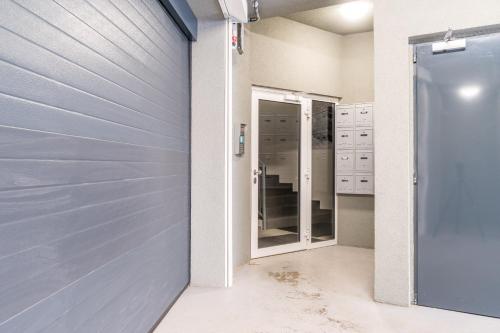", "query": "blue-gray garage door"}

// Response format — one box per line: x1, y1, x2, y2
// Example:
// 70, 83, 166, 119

0, 0, 191, 332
